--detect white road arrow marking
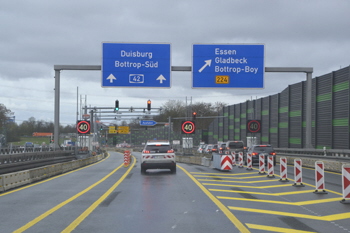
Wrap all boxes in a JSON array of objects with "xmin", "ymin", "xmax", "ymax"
[
  {"xmin": 107, "ymin": 74, "xmax": 116, "ymax": 83},
  {"xmin": 198, "ymin": 59, "xmax": 212, "ymax": 73},
  {"xmin": 156, "ymin": 74, "xmax": 166, "ymax": 84}
]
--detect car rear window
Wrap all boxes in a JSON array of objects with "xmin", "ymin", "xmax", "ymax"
[
  {"xmin": 145, "ymin": 145, "xmax": 171, "ymax": 153},
  {"xmin": 228, "ymin": 142, "xmax": 244, "ymax": 149},
  {"xmin": 253, "ymin": 146, "xmax": 273, "ymax": 153}
]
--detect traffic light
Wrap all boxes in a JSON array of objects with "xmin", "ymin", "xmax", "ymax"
[
  {"xmin": 147, "ymin": 100, "xmax": 151, "ymax": 111},
  {"xmin": 115, "ymin": 100, "xmax": 119, "ymax": 111},
  {"xmin": 100, "ymin": 126, "xmax": 103, "ymax": 130},
  {"xmin": 192, "ymin": 112, "xmax": 197, "ymax": 121}
]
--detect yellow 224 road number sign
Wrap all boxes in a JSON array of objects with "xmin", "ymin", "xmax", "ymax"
[{"xmin": 215, "ymin": 75, "xmax": 229, "ymax": 84}]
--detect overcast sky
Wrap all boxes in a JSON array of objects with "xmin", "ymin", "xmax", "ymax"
[{"xmin": 1, "ymin": 0, "xmax": 349, "ymax": 126}]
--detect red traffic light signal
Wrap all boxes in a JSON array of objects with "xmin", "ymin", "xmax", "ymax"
[
  {"xmin": 147, "ymin": 100, "xmax": 151, "ymax": 111},
  {"xmin": 192, "ymin": 112, "xmax": 197, "ymax": 120}
]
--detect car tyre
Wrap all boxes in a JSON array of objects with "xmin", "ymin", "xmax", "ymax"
[{"xmin": 171, "ymin": 166, "xmax": 177, "ymax": 174}]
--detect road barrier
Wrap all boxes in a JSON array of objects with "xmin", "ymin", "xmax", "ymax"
[
  {"xmin": 267, "ymin": 156, "xmax": 275, "ymax": 178},
  {"xmin": 0, "ymin": 152, "xmax": 107, "ymax": 193},
  {"xmin": 259, "ymin": 154, "xmax": 266, "ymax": 174},
  {"xmin": 212, "ymin": 153, "xmax": 233, "ymax": 171},
  {"xmin": 238, "ymin": 152, "xmax": 244, "ymax": 168},
  {"xmin": 341, "ymin": 164, "xmax": 350, "ymax": 204},
  {"xmin": 246, "ymin": 154, "xmax": 253, "ymax": 170},
  {"xmin": 279, "ymin": 157, "xmax": 289, "ymax": 182},
  {"xmin": 314, "ymin": 161, "xmax": 327, "ymax": 194},
  {"xmin": 231, "ymin": 152, "xmax": 236, "ymax": 166},
  {"xmin": 293, "ymin": 159, "xmax": 304, "ymax": 187},
  {"xmin": 124, "ymin": 150, "xmax": 131, "ymax": 167}
]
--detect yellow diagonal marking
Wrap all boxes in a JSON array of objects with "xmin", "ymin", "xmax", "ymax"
[
  {"xmin": 191, "ymin": 172, "xmax": 256, "ymax": 176},
  {"xmin": 203, "ymin": 183, "xmax": 291, "ymax": 189},
  {"xmin": 178, "ymin": 165, "xmax": 250, "ymax": 233},
  {"xmin": 246, "ymin": 223, "xmax": 317, "ymax": 233},
  {"xmin": 198, "ymin": 179, "xmax": 278, "ymax": 183},
  {"xmin": 229, "ymin": 206, "xmax": 350, "ymax": 221},
  {"xmin": 194, "ymin": 175, "xmax": 265, "ymax": 179},
  {"xmin": 217, "ymin": 196, "xmax": 343, "ymax": 205},
  {"xmin": 209, "ymin": 189, "xmax": 314, "ymax": 196}
]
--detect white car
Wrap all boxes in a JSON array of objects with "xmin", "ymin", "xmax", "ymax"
[{"xmin": 141, "ymin": 140, "xmax": 176, "ymax": 173}]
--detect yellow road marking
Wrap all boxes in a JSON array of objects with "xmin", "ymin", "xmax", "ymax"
[
  {"xmin": 61, "ymin": 156, "xmax": 136, "ymax": 233},
  {"xmin": 303, "ymin": 183, "xmax": 343, "ymax": 196},
  {"xmin": 198, "ymin": 179, "xmax": 279, "ymax": 183},
  {"xmin": 229, "ymin": 206, "xmax": 350, "ymax": 221},
  {"xmin": 210, "ymin": 189, "xmax": 319, "ymax": 196},
  {"xmin": 246, "ymin": 223, "xmax": 317, "ymax": 233},
  {"xmin": 217, "ymin": 196, "xmax": 343, "ymax": 205},
  {"xmin": 203, "ymin": 183, "xmax": 292, "ymax": 189},
  {"xmin": 178, "ymin": 165, "xmax": 250, "ymax": 233},
  {"xmin": 12, "ymin": 155, "xmax": 125, "ymax": 233},
  {"xmin": 194, "ymin": 175, "xmax": 267, "ymax": 179},
  {"xmin": 0, "ymin": 153, "xmax": 110, "ymax": 197},
  {"xmin": 191, "ymin": 172, "xmax": 258, "ymax": 176}
]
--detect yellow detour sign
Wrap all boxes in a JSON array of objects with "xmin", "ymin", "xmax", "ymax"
[
  {"xmin": 117, "ymin": 126, "xmax": 130, "ymax": 134},
  {"xmin": 109, "ymin": 126, "xmax": 117, "ymax": 134}
]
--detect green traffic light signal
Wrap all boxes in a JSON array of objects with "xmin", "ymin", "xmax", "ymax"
[{"xmin": 115, "ymin": 100, "xmax": 119, "ymax": 111}]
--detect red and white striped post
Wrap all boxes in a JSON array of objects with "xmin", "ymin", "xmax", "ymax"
[
  {"xmin": 238, "ymin": 152, "xmax": 244, "ymax": 168},
  {"xmin": 279, "ymin": 157, "xmax": 289, "ymax": 182},
  {"xmin": 340, "ymin": 164, "xmax": 350, "ymax": 204},
  {"xmin": 314, "ymin": 161, "xmax": 327, "ymax": 194},
  {"xmin": 267, "ymin": 155, "xmax": 275, "ymax": 178},
  {"xmin": 124, "ymin": 150, "xmax": 130, "ymax": 167},
  {"xmin": 259, "ymin": 154, "xmax": 266, "ymax": 174},
  {"xmin": 231, "ymin": 152, "xmax": 236, "ymax": 166},
  {"xmin": 246, "ymin": 153, "xmax": 253, "ymax": 170},
  {"xmin": 293, "ymin": 159, "xmax": 304, "ymax": 187}
]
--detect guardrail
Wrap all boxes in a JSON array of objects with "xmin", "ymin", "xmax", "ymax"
[
  {"xmin": 0, "ymin": 151, "xmax": 74, "ymax": 165},
  {"xmin": 0, "ymin": 146, "xmax": 76, "ymax": 155},
  {"xmin": 275, "ymin": 148, "xmax": 350, "ymax": 158},
  {"xmin": 0, "ymin": 151, "xmax": 108, "ymax": 192}
]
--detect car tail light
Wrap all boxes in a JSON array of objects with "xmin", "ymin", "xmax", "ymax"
[
  {"xmin": 143, "ymin": 150, "xmax": 150, "ymax": 154},
  {"xmin": 167, "ymin": 149, "xmax": 174, "ymax": 153},
  {"xmin": 270, "ymin": 152, "xmax": 276, "ymax": 156},
  {"xmin": 252, "ymin": 152, "xmax": 259, "ymax": 156}
]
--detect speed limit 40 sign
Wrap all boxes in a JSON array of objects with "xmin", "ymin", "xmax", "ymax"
[
  {"xmin": 247, "ymin": 120, "xmax": 261, "ymax": 133},
  {"xmin": 181, "ymin": 121, "xmax": 195, "ymax": 134},
  {"xmin": 77, "ymin": 120, "xmax": 91, "ymax": 134}
]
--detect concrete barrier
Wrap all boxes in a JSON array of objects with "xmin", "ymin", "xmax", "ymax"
[
  {"xmin": 3, "ymin": 171, "xmax": 31, "ymax": 191},
  {"xmin": 0, "ymin": 152, "xmax": 107, "ymax": 193}
]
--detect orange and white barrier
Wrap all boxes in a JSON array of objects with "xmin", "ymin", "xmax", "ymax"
[
  {"xmin": 279, "ymin": 157, "xmax": 288, "ymax": 182},
  {"xmin": 267, "ymin": 155, "xmax": 275, "ymax": 178},
  {"xmin": 314, "ymin": 161, "xmax": 327, "ymax": 194},
  {"xmin": 341, "ymin": 164, "xmax": 350, "ymax": 203},
  {"xmin": 293, "ymin": 159, "xmax": 304, "ymax": 187},
  {"xmin": 259, "ymin": 154, "xmax": 266, "ymax": 174},
  {"xmin": 238, "ymin": 152, "xmax": 244, "ymax": 168},
  {"xmin": 246, "ymin": 154, "xmax": 252, "ymax": 170},
  {"xmin": 124, "ymin": 150, "xmax": 131, "ymax": 167}
]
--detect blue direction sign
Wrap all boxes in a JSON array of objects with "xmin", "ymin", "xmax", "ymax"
[
  {"xmin": 102, "ymin": 42, "xmax": 171, "ymax": 88},
  {"xmin": 140, "ymin": 120, "xmax": 157, "ymax": 126},
  {"xmin": 192, "ymin": 44, "xmax": 264, "ymax": 88}
]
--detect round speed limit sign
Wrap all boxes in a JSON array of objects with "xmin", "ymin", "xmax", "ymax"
[
  {"xmin": 181, "ymin": 121, "xmax": 195, "ymax": 134},
  {"xmin": 77, "ymin": 120, "xmax": 91, "ymax": 134}
]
